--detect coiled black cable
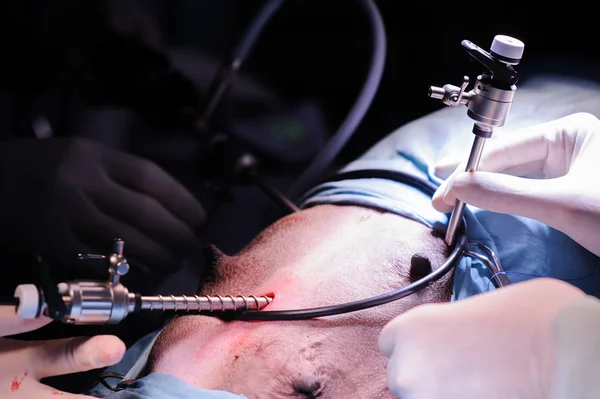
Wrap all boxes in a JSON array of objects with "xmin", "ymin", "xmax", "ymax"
[
  {"xmin": 286, "ymin": 0, "xmax": 387, "ymax": 199},
  {"xmin": 206, "ymin": 170, "xmax": 467, "ymax": 321},
  {"xmin": 200, "ymin": 0, "xmax": 387, "ymax": 201},
  {"xmin": 230, "ymin": 233, "xmax": 466, "ymax": 321}
]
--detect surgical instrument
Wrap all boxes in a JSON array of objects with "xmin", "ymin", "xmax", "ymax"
[
  {"xmin": 428, "ymin": 35, "xmax": 525, "ymax": 246},
  {"xmin": 10, "ymin": 239, "xmax": 272, "ymax": 325},
  {"xmin": 465, "ymin": 242, "xmax": 511, "ymax": 288}
]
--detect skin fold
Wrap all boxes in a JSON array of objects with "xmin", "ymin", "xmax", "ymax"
[{"xmin": 147, "ymin": 204, "xmax": 451, "ymax": 398}]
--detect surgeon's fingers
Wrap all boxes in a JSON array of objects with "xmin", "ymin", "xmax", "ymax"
[
  {"xmin": 435, "ymin": 153, "xmax": 551, "ymax": 182},
  {"xmin": 379, "ymin": 315, "xmax": 403, "ymax": 358},
  {"xmin": 434, "ymin": 152, "xmax": 469, "ymax": 180},
  {"xmin": 434, "ymin": 133, "xmax": 548, "ymax": 181},
  {"xmin": 105, "ymin": 152, "xmax": 206, "ymax": 228},
  {"xmin": 31, "ymin": 335, "xmax": 125, "ymax": 379},
  {"xmin": 431, "ymin": 171, "xmax": 570, "ymax": 227},
  {"xmin": 379, "ymin": 303, "xmax": 436, "ymax": 358},
  {"xmin": 435, "ymin": 113, "xmax": 596, "ymax": 181},
  {"xmin": 92, "ymin": 180, "xmax": 203, "ymax": 257},
  {"xmin": 0, "ymin": 306, "xmax": 52, "ymax": 338}
]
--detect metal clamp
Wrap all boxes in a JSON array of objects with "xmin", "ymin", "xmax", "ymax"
[{"xmin": 428, "ymin": 76, "xmax": 472, "ymax": 107}]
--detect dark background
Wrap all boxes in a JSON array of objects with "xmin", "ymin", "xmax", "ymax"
[
  {"xmin": 2, "ymin": 0, "xmax": 600, "ymax": 163},
  {"xmin": 148, "ymin": 0, "xmax": 600, "ymax": 162}
]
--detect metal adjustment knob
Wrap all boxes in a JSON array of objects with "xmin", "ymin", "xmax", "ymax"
[
  {"xmin": 77, "ymin": 238, "xmax": 130, "ymax": 285},
  {"xmin": 109, "ymin": 239, "xmax": 129, "ymax": 285},
  {"xmin": 428, "ymin": 76, "xmax": 472, "ymax": 107}
]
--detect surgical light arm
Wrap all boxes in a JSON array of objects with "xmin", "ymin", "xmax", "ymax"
[
  {"xmin": 428, "ymin": 35, "xmax": 525, "ymax": 246},
  {"xmin": 11, "ymin": 239, "xmax": 272, "ymax": 325}
]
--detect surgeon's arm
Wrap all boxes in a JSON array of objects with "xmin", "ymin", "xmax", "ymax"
[{"xmin": 551, "ymin": 295, "xmax": 600, "ymax": 399}]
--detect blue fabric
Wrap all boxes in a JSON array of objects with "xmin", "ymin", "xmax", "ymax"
[
  {"xmin": 94, "ymin": 374, "xmax": 246, "ymax": 399},
  {"xmin": 87, "ymin": 75, "xmax": 600, "ymax": 398},
  {"xmin": 87, "ymin": 329, "xmax": 247, "ymax": 399}
]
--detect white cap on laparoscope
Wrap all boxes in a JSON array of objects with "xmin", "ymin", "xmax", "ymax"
[
  {"xmin": 14, "ymin": 284, "xmax": 41, "ymax": 319},
  {"xmin": 490, "ymin": 35, "xmax": 525, "ymax": 63}
]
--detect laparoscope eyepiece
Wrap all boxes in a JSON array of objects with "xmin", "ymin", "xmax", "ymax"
[
  {"xmin": 460, "ymin": 35, "xmax": 524, "ymax": 88},
  {"xmin": 489, "ymin": 35, "xmax": 525, "ymax": 65}
]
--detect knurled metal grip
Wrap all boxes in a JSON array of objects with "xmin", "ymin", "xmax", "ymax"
[
  {"xmin": 58, "ymin": 281, "xmax": 132, "ymax": 324},
  {"xmin": 56, "ymin": 238, "xmax": 133, "ymax": 324}
]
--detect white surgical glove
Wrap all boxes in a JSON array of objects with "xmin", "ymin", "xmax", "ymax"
[
  {"xmin": 0, "ymin": 306, "xmax": 126, "ymax": 398},
  {"xmin": 0, "ymin": 137, "xmax": 205, "ymax": 275},
  {"xmin": 379, "ymin": 278, "xmax": 586, "ymax": 399},
  {"xmin": 432, "ymin": 112, "xmax": 600, "ymax": 257}
]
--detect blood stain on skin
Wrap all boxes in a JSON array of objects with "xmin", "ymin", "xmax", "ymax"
[
  {"xmin": 234, "ymin": 355, "xmax": 240, "ymax": 360},
  {"xmin": 11, "ymin": 371, "xmax": 28, "ymax": 391},
  {"xmin": 51, "ymin": 391, "xmax": 64, "ymax": 396}
]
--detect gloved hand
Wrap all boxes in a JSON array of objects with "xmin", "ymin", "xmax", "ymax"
[
  {"xmin": 0, "ymin": 137, "xmax": 205, "ymax": 275},
  {"xmin": 0, "ymin": 306, "xmax": 125, "ymax": 398},
  {"xmin": 379, "ymin": 278, "xmax": 586, "ymax": 399},
  {"xmin": 432, "ymin": 112, "xmax": 600, "ymax": 257}
]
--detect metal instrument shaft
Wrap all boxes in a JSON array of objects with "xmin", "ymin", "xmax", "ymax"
[
  {"xmin": 444, "ymin": 133, "xmax": 488, "ymax": 246},
  {"xmin": 136, "ymin": 294, "xmax": 273, "ymax": 312}
]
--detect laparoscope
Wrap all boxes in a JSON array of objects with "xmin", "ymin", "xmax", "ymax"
[
  {"xmin": 428, "ymin": 35, "xmax": 525, "ymax": 247},
  {"xmin": 3, "ymin": 11, "xmax": 521, "ymax": 324},
  {"xmin": 11, "ymin": 239, "xmax": 273, "ymax": 324}
]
